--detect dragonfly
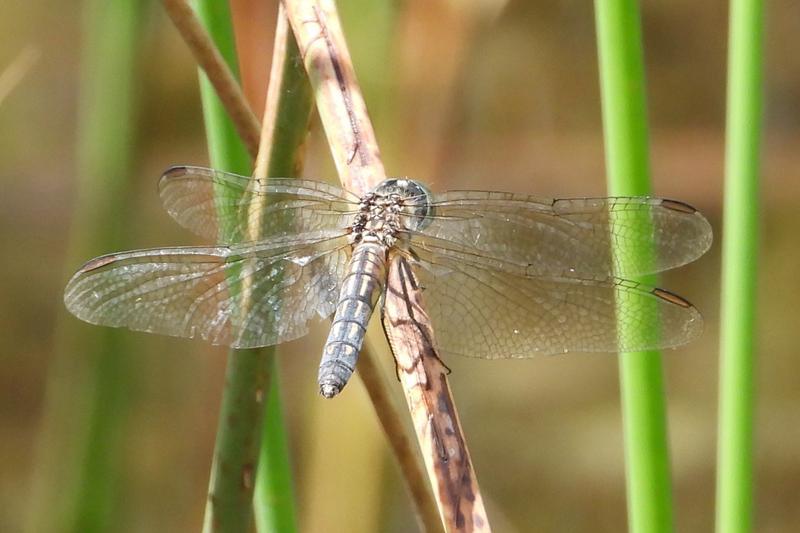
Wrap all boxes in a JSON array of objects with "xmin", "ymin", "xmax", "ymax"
[{"xmin": 64, "ymin": 166, "xmax": 712, "ymax": 398}]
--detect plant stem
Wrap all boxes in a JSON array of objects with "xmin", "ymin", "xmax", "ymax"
[
  {"xmin": 383, "ymin": 255, "xmax": 490, "ymax": 532},
  {"xmin": 255, "ymin": 375, "xmax": 297, "ymax": 532},
  {"xmin": 162, "ymin": 0, "xmax": 261, "ymax": 158},
  {"xmin": 193, "ymin": 3, "xmax": 260, "ymax": 531},
  {"xmin": 193, "ymin": 0, "xmax": 251, "ymax": 176},
  {"xmin": 594, "ymin": 1, "xmax": 674, "ymax": 531},
  {"xmin": 715, "ymin": 0, "xmax": 763, "ymax": 531},
  {"xmin": 250, "ymin": 9, "xmax": 310, "ymax": 533},
  {"xmin": 282, "ymin": 0, "xmax": 384, "ymax": 195},
  {"xmin": 190, "ymin": 2, "xmax": 298, "ymax": 532}
]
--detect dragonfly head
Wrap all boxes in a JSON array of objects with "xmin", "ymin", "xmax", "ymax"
[{"xmin": 371, "ymin": 178, "xmax": 434, "ymax": 233}]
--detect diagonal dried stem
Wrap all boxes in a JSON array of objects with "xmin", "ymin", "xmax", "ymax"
[
  {"xmin": 282, "ymin": 0, "xmax": 383, "ymax": 195},
  {"xmin": 383, "ymin": 256, "xmax": 490, "ymax": 532},
  {"xmin": 283, "ymin": 1, "xmax": 490, "ymax": 531},
  {"xmin": 162, "ymin": 0, "xmax": 261, "ymax": 158}
]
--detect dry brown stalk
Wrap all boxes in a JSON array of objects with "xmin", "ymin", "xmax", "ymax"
[
  {"xmin": 383, "ymin": 255, "xmax": 491, "ymax": 532},
  {"xmin": 283, "ymin": 1, "xmax": 490, "ymax": 531},
  {"xmin": 282, "ymin": 0, "xmax": 382, "ymax": 196},
  {"xmin": 252, "ymin": 6, "xmax": 294, "ymax": 180},
  {"xmin": 162, "ymin": 0, "xmax": 261, "ymax": 158}
]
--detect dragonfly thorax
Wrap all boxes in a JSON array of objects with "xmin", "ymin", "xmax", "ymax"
[{"xmin": 349, "ymin": 179, "xmax": 433, "ymax": 247}]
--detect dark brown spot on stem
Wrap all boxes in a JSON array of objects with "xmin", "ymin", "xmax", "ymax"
[{"xmin": 242, "ymin": 463, "xmax": 254, "ymax": 490}]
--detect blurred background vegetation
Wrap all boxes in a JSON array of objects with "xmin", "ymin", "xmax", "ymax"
[{"xmin": 2, "ymin": 0, "xmax": 798, "ymax": 531}]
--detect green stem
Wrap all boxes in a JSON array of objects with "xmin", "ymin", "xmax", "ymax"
[
  {"xmin": 192, "ymin": 3, "xmax": 262, "ymax": 533},
  {"xmin": 594, "ymin": 1, "xmax": 674, "ymax": 531},
  {"xmin": 251, "ymin": 19, "xmax": 311, "ymax": 533},
  {"xmin": 193, "ymin": 1, "xmax": 264, "ymax": 530},
  {"xmin": 193, "ymin": 2, "xmax": 302, "ymax": 531},
  {"xmin": 193, "ymin": 0, "xmax": 251, "ymax": 177},
  {"xmin": 715, "ymin": 0, "xmax": 762, "ymax": 531},
  {"xmin": 254, "ymin": 374, "xmax": 297, "ymax": 532},
  {"xmin": 26, "ymin": 2, "xmax": 142, "ymax": 532}
]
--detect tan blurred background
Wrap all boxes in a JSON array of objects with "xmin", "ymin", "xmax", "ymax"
[{"xmin": 2, "ymin": 0, "xmax": 799, "ymax": 531}]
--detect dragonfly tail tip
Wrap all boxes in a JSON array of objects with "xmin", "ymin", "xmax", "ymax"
[{"xmin": 319, "ymin": 382, "xmax": 341, "ymax": 399}]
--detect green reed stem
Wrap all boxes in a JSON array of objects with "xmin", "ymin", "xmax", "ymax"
[
  {"xmin": 25, "ymin": 2, "xmax": 142, "ymax": 532},
  {"xmin": 192, "ymin": 2, "xmax": 298, "ymax": 532},
  {"xmin": 194, "ymin": 3, "xmax": 262, "ymax": 530},
  {"xmin": 715, "ymin": 0, "xmax": 762, "ymax": 531},
  {"xmin": 193, "ymin": 1, "xmax": 251, "ymax": 177},
  {"xmin": 255, "ymin": 376, "xmax": 297, "ymax": 532},
  {"xmin": 251, "ymin": 18, "xmax": 311, "ymax": 533},
  {"xmin": 194, "ymin": 16, "xmax": 260, "ymax": 533},
  {"xmin": 594, "ymin": 1, "xmax": 674, "ymax": 531}
]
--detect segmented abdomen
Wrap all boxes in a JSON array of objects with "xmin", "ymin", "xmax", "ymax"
[{"xmin": 318, "ymin": 242, "xmax": 387, "ymax": 398}]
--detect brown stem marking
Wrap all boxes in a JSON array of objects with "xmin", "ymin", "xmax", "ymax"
[
  {"xmin": 382, "ymin": 254, "xmax": 491, "ymax": 532},
  {"xmin": 162, "ymin": 0, "xmax": 261, "ymax": 158}
]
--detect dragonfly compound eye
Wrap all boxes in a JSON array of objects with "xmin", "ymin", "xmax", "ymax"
[{"xmin": 372, "ymin": 178, "xmax": 434, "ymax": 232}]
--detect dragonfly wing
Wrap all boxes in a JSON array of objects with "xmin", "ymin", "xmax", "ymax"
[
  {"xmin": 159, "ymin": 166, "xmax": 359, "ymax": 243},
  {"xmin": 407, "ymin": 240, "xmax": 703, "ymax": 359},
  {"xmin": 416, "ymin": 192, "xmax": 712, "ymax": 277},
  {"xmin": 64, "ymin": 231, "xmax": 352, "ymax": 348}
]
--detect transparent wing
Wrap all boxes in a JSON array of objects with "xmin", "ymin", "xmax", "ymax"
[
  {"xmin": 409, "ymin": 241, "xmax": 703, "ymax": 359},
  {"xmin": 64, "ymin": 231, "xmax": 351, "ymax": 348},
  {"xmin": 159, "ymin": 166, "xmax": 360, "ymax": 243},
  {"xmin": 413, "ymin": 192, "xmax": 712, "ymax": 277}
]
